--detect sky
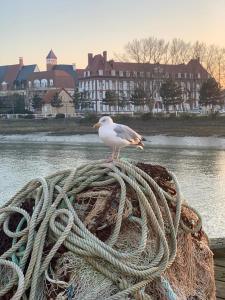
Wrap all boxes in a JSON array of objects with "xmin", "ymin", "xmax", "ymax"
[{"xmin": 1, "ymin": 0, "xmax": 225, "ymax": 70}]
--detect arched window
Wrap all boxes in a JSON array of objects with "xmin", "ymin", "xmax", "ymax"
[
  {"xmin": 41, "ymin": 79, "xmax": 48, "ymax": 88},
  {"xmin": 33, "ymin": 79, "xmax": 40, "ymax": 88}
]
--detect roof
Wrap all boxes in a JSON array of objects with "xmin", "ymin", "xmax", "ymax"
[
  {"xmin": 46, "ymin": 49, "xmax": 57, "ymax": 59},
  {"xmin": 0, "ymin": 64, "xmax": 21, "ymax": 88},
  {"xmin": 42, "ymin": 88, "xmax": 73, "ymax": 104},
  {"xmin": 85, "ymin": 53, "xmax": 209, "ymax": 78},
  {"xmin": 16, "ymin": 65, "xmax": 38, "ymax": 81},
  {"xmin": 53, "ymin": 65, "xmax": 76, "ymax": 79},
  {"xmin": 28, "ymin": 70, "xmax": 75, "ymax": 88}
]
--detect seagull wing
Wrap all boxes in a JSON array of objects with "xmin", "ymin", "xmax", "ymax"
[{"xmin": 113, "ymin": 124, "xmax": 145, "ymax": 147}]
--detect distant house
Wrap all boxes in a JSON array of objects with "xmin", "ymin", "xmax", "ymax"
[
  {"xmin": 41, "ymin": 88, "xmax": 75, "ymax": 116},
  {"xmin": 0, "ymin": 57, "xmax": 39, "ymax": 92}
]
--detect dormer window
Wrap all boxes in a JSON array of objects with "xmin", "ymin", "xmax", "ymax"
[{"xmin": 1, "ymin": 81, "xmax": 7, "ymax": 91}]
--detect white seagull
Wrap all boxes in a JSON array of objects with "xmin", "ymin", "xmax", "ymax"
[{"xmin": 93, "ymin": 116, "xmax": 145, "ymax": 159}]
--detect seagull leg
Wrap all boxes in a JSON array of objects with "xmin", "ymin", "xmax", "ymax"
[
  {"xmin": 113, "ymin": 146, "xmax": 119, "ymax": 160},
  {"xmin": 105, "ymin": 146, "xmax": 115, "ymax": 162},
  {"xmin": 115, "ymin": 147, "xmax": 121, "ymax": 159}
]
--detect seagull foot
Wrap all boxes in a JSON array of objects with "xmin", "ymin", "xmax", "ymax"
[{"xmin": 105, "ymin": 156, "xmax": 114, "ymax": 163}]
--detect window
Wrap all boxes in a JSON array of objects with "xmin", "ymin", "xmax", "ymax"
[
  {"xmin": 98, "ymin": 70, "xmax": 103, "ymax": 76},
  {"xmin": 33, "ymin": 79, "xmax": 40, "ymax": 88},
  {"xmin": 111, "ymin": 70, "xmax": 116, "ymax": 76},
  {"xmin": 178, "ymin": 73, "xmax": 181, "ymax": 78},
  {"xmin": 126, "ymin": 71, "xmax": 130, "ymax": 77},
  {"xmin": 197, "ymin": 73, "xmax": 201, "ymax": 79},
  {"xmin": 49, "ymin": 79, "xmax": 53, "ymax": 86},
  {"xmin": 119, "ymin": 70, "xmax": 123, "ymax": 77}
]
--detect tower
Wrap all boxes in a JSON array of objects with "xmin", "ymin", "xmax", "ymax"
[{"xmin": 46, "ymin": 49, "xmax": 57, "ymax": 71}]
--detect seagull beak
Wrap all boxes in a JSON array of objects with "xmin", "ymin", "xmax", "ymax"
[{"xmin": 93, "ymin": 122, "xmax": 101, "ymax": 129}]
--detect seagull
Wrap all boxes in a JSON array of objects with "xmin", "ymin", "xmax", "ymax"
[{"xmin": 93, "ymin": 116, "xmax": 146, "ymax": 159}]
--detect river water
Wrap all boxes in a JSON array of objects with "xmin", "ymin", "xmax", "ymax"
[{"xmin": 0, "ymin": 134, "xmax": 225, "ymax": 238}]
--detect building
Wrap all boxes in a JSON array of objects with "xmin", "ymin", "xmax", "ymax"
[
  {"xmin": 0, "ymin": 57, "xmax": 39, "ymax": 94},
  {"xmin": 0, "ymin": 50, "xmax": 82, "ymax": 97},
  {"xmin": 41, "ymin": 88, "xmax": 75, "ymax": 116},
  {"xmin": 78, "ymin": 51, "xmax": 210, "ymax": 113},
  {"xmin": 27, "ymin": 50, "xmax": 79, "ymax": 93}
]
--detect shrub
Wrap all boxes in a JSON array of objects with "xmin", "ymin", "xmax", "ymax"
[
  {"xmin": 178, "ymin": 113, "xmax": 195, "ymax": 120},
  {"xmin": 113, "ymin": 114, "xmax": 133, "ymax": 123},
  {"xmin": 55, "ymin": 113, "xmax": 65, "ymax": 119},
  {"xmin": 81, "ymin": 113, "xmax": 98, "ymax": 123},
  {"xmin": 24, "ymin": 114, "xmax": 35, "ymax": 119},
  {"xmin": 140, "ymin": 112, "xmax": 154, "ymax": 121}
]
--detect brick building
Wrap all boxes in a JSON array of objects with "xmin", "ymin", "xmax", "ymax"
[{"xmin": 78, "ymin": 51, "xmax": 210, "ymax": 113}]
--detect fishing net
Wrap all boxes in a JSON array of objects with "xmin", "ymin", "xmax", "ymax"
[{"xmin": 0, "ymin": 160, "xmax": 216, "ymax": 299}]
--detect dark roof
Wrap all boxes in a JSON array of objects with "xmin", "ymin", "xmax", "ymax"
[
  {"xmin": 46, "ymin": 50, "xmax": 57, "ymax": 59},
  {"xmin": 85, "ymin": 53, "xmax": 209, "ymax": 78},
  {"xmin": 0, "ymin": 64, "xmax": 21, "ymax": 88},
  {"xmin": 16, "ymin": 65, "xmax": 38, "ymax": 81},
  {"xmin": 53, "ymin": 65, "xmax": 76, "ymax": 79},
  {"xmin": 28, "ymin": 70, "xmax": 75, "ymax": 88},
  {"xmin": 0, "ymin": 66, "xmax": 7, "ymax": 82}
]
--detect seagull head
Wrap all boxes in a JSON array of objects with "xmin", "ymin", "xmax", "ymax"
[{"xmin": 93, "ymin": 116, "xmax": 113, "ymax": 128}]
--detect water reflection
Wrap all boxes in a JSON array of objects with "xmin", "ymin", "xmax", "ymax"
[{"xmin": 0, "ymin": 141, "xmax": 225, "ymax": 238}]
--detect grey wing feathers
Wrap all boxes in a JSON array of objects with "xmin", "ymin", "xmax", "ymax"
[{"xmin": 114, "ymin": 124, "xmax": 144, "ymax": 145}]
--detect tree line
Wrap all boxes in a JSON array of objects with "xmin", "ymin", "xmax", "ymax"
[
  {"xmin": 115, "ymin": 37, "xmax": 225, "ymax": 87},
  {"xmin": 0, "ymin": 77, "xmax": 223, "ymax": 114},
  {"xmin": 0, "ymin": 92, "xmax": 63, "ymax": 114}
]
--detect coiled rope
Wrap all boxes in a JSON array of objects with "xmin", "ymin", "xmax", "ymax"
[{"xmin": 0, "ymin": 159, "xmax": 202, "ymax": 299}]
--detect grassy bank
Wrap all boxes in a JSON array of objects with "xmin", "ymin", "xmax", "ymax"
[{"xmin": 0, "ymin": 116, "xmax": 225, "ymax": 137}]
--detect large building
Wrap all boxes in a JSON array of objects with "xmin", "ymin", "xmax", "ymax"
[
  {"xmin": 78, "ymin": 51, "xmax": 210, "ymax": 112},
  {"xmin": 27, "ymin": 50, "xmax": 79, "ymax": 92},
  {"xmin": 0, "ymin": 50, "xmax": 82, "ymax": 94},
  {"xmin": 0, "ymin": 50, "xmax": 83, "ymax": 112},
  {"xmin": 0, "ymin": 57, "xmax": 39, "ymax": 93}
]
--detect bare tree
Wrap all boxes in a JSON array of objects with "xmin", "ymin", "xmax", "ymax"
[
  {"xmin": 115, "ymin": 37, "xmax": 225, "ymax": 87},
  {"xmin": 169, "ymin": 38, "xmax": 192, "ymax": 64},
  {"xmin": 191, "ymin": 41, "xmax": 207, "ymax": 63}
]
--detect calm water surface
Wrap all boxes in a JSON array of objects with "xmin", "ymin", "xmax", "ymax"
[{"xmin": 0, "ymin": 135, "xmax": 225, "ymax": 238}]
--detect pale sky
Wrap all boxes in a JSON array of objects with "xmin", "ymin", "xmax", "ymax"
[{"xmin": 1, "ymin": 0, "xmax": 225, "ymax": 70}]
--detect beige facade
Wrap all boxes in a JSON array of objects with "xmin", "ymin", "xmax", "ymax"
[{"xmin": 42, "ymin": 89, "xmax": 75, "ymax": 116}]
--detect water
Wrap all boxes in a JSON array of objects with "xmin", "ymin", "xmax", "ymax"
[{"xmin": 0, "ymin": 134, "xmax": 225, "ymax": 238}]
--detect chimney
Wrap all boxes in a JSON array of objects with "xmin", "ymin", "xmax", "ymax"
[
  {"xmin": 72, "ymin": 63, "xmax": 76, "ymax": 71},
  {"xmin": 103, "ymin": 51, "xmax": 107, "ymax": 62},
  {"xmin": 88, "ymin": 53, "xmax": 93, "ymax": 66},
  {"xmin": 19, "ymin": 57, "xmax": 23, "ymax": 67}
]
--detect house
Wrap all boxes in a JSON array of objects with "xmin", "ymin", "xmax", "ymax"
[
  {"xmin": 0, "ymin": 57, "xmax": 39, "ymax": 93},
  {"xmin": 41, "ymin": 88, "xmax": 75, "ymax": 116},
  {"xmin": 27, "ymin": 50, "xmax": 78, "ymax": 92},
  {"xmin": 78, "ymin": 51, "xmax": 210, "ymax": 112}
]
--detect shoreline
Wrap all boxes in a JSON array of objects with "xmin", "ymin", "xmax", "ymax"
[{"xmin": 1, "ymin": 117, "xmax": 225, "ymax": 137}]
